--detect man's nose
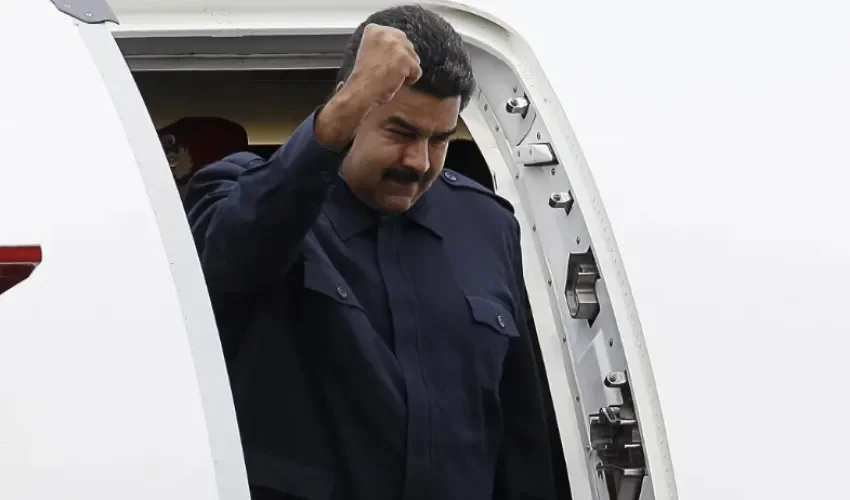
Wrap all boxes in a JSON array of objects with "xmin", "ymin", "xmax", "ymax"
[{"xmin": 403, "ymin": 139, "xmax": 430, "ymax": 173}]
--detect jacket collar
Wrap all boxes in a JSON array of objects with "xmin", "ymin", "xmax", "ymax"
[{"xmin": 325, "ymin": 178, "xmax": 443, "ymax": 241}]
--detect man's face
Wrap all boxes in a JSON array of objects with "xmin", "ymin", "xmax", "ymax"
[
  {"xmin": 160, "ymin": 134, "xmax": 194, "ymax": 181},
  {"xmin": 341, "ymin": 86, "xmax": 461, "ymax": 213}
]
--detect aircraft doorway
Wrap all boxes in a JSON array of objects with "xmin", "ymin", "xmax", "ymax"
[
  {"xmin": 133, "ymin": 69, "xmax": 496, "ymax": 194},
  {"xmin": 131, "ymin": 66, "xmax": 569, "ymax": 499}
]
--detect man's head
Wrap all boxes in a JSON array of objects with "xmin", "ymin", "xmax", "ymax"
[
  {"xmin": 336, "ymin": 4, "xmax": 476, "ymax": 213},
  {"xmin": 157, "ymin": 117, "xmax": 249, "ymax": 183}
]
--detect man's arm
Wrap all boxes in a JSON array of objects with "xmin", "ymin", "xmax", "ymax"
[
  {"xmin": 184, "ymin": 109, "xmax": 347, "ymax": 306},
  {"xmin": 185, "ymin": 22, "xmax": 424, "ymax": 305},
  {"xmin": 494, "ymin": 220, "xmax": 558, "ymax": 500}
]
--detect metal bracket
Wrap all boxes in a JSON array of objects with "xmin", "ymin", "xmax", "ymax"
[
  {"xmin": 513, "ymin": 142, "xmax": 558, "ymax": 167},
  {"xmin": 49, "ymin": 0, "xmax": 119, "ymax": 24},
  {"xmin": 549, "ymin": 191, "xmax": 574, "ymax": 214},
  {"xmin": 589, "ymin": 371, "xmax": 647, "ymax": 500},
  {"xmin": 565, "ymin": 249, "xmax": 600, "ymax": 324},
  {"xmin": 467, "ymin": 43, "xmax": 538, "ymax": 146},
  {"xmin": 505, "ymin": 95, "xmax": 530, "ymax": 117},
  {"xmin": 503, "ymin": 84, "xmax": 537, "ymax": 146}
]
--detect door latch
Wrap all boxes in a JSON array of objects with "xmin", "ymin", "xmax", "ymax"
[
  {"xmin": 565, "ymin": 249, "xmax": 600, "ymax": 324},
  {"xmin": 589, "ymin": 371, "xmax": 647, "ymax": 500}
]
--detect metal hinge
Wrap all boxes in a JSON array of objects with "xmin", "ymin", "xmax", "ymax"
[
  {"xmin": 589, "ymin": 371, "xmax": 647, "ymax": 500},
  {"xmin": 49, "ymin": 0, "xmax": 119, "ymax": 24}
]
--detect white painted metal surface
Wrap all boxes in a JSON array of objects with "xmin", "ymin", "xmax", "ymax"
[
  {"xmin": 1, "ymin": 0, "xmax": 847, "ymax": 499},
  {"xmin": 503, "ymin": 4, "xmax": 850, "ymax": 500},
  {"xmin": 466, "ymin": 2, "xmax": 850, "ymax": 499},
  {"xmin": 0, "ymin": 1, "xmax": 245, "ymax": 499}
]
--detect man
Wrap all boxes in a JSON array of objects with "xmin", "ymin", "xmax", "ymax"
[
  {"xmin": 156, "ymin": 116, "xmax": 249, "ymax": 199},
  {"xmin": 186, "ymin": 5, "xmax": 557, "ymax": 500}
]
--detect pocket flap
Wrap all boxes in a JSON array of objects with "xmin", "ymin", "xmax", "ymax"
[
  {"xmin": 303, "ymin": 258, "xmax": 363, "ymax": 310},
  {"xmin": 244, "ymin": 448, "xmax": 334, "ymax": 500},
  {"xmin": 464, "ymin": 293, "xmax": 520, "ymax": 338}
]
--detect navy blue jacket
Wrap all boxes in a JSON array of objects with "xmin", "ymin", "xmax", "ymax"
[{"xmin": 185, "ymin": 110, "xmax": 557, "ymax": 500}]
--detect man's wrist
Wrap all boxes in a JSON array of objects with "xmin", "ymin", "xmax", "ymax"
[{"xmin": 314, "ymin": 92, "xmax": 364, "ymax": 151}]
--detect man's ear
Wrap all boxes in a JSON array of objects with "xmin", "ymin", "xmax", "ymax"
[{"xmin": 334, "ymin": 81, "xmax": 344, "ymax": 94}]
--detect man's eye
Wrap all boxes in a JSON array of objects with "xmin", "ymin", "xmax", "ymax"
[{"xmin": 389, "ymin": 129, "xmax": 413, "ymax": 138}]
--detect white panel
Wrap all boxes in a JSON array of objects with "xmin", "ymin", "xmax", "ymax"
[
  {"xmin": 0, "ymin": 1, "xmax": 235, "ymax": 499},
  {"xmin": 469, "ymin": 2, "xmax": 850, "ymax": 500}
]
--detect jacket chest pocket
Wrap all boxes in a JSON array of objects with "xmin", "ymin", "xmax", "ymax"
[{"xmin": 463, "ymin": 292, "xmax": 520, "ymax": 387}]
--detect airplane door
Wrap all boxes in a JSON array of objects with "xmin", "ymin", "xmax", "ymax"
[
  {"xmin": 450, "ymin": 14, "xmax": 678, "ymax": 499},
  {"xmin": 0, "ymin": 1, "xmax": 247, "ymax": 499}
]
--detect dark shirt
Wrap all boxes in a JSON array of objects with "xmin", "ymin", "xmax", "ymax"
[{"xmin": 185, "ymin": 109, "xmax": 557, "ymax": 500}]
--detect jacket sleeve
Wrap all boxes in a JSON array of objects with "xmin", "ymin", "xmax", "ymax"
[
  {"xmin": 494, "ymin": 219, "xmax": 558, "ymax": 500},
  {"xmin": 184, "ymin": 109, "xmax": 346, "ymax": 304}
]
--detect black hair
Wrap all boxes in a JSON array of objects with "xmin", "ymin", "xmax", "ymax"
[{"xmin": 336, "ymin": 4, "xmax": 476, "ymax": 110}]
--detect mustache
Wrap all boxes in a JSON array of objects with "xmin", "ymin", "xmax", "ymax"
[{"xmin": 381, "ymin": 166, "xmax": 429, "ymax": 185}]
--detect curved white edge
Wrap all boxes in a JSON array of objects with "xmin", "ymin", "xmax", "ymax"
[
  {"xmin": 468, "ymin": 3, "xmax": 850, "ymax": 500},
  {"xmin": 74, "ymin": 19, "xmax": 250, "ymax": 500},
  {"xmin": 461, "ymin": 104, "xmax": 597, "ymax": 500},
  {"xmin": 431, "ymin": 5, "xmax": 679, "ymax": 499},
  {"xmin": 0, "ymin": 1, "xmax": 241, "ymax": 498}
]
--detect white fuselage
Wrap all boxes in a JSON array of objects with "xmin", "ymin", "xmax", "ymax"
[{"xmin": 1, "ymin": 1, "xmax": 848, "ymax": 499}]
